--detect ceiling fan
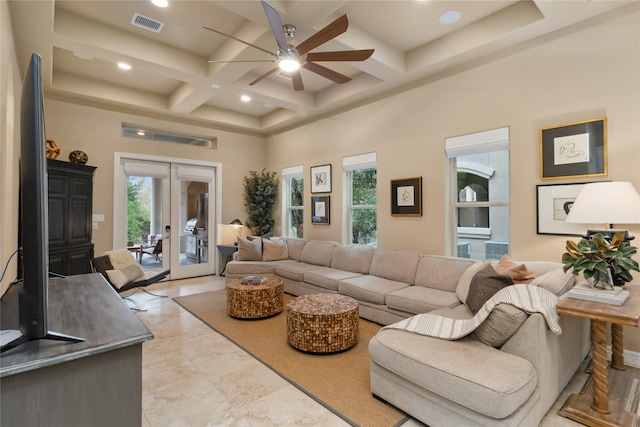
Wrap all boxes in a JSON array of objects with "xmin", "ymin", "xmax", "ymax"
[{"xmin": 203, "ymin": 1, "xmax": 374, "ymax": 91}]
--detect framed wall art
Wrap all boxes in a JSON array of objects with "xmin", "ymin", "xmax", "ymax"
[
  {"xmin": 536, "ymin": 183, "xmax": 602, "ymax": 236},
  {"xmin": 391, "ymin": 177, "xmax": 423, "ymax": 216},
  {"xmin": 310, "ymin": 164, "xmax": 331, "ymax": 193},
  {"xmin": 311, "ymin": 196, "xmax": 330, "ymax": 225},
  {"xmin": 539, "ymin": 117, "xmax": 607, "ymax": 180}
]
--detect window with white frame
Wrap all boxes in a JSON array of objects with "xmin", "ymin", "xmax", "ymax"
[
  {"xmin": 344, "ymin": 153, "xmax": 377, "ymax": 245},
  {"xmin": 282, "ymin": 165, "xmax": 304, "ymax": 238},
  {"xmin": 445, "ymin": 128, "xmax": 510, "ymax": 260}
]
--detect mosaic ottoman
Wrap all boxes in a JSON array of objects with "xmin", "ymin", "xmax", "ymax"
[
  {"xmin": 286, "ymin": 293, "xmax": 359, "ymax": 353},
  {"xmin": 226, "ymin": 277, "xmax": 284, "ymax": 319}
]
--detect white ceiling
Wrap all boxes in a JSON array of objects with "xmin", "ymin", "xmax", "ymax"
[{"xmin": 8, "ymin": 0, "xmax": 633, "ymax": 136}]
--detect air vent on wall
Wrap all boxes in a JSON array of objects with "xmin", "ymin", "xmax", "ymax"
[
  {"xmin": 122, "ymin": 123, "xmax": 217, "ymax": 149},
  {"xmin": 131, "ymin": 13, "xmax": 165, "ymax": 33}
]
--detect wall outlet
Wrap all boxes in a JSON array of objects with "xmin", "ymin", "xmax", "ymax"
[
  {"xmin": 92, "ymin": 214, "xmax": 105, "ymax": 222},
  {"xmin": 92, "ymin": 222, "xmax": 98, "ymax": 230}
]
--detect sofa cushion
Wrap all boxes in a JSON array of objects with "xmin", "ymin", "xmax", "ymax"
[
  {"xmin": 286, "ymin": 238, "xmax": 307, "ymax": 261},
  {"xmin": 299, "ymin": 240, "xmax": 337, "ymax": 267},
  {"xmin": 330, "ymin": 244, "xmax": 375, "ymax": 274},
  {"xmin": 369, "ymin": 250, "xmax": 421, "ymax": 284},
  {"xmin": 466, "ymin": 265, "xmax": 514, "ymax": 314},
  {"xmin": 473, "ymin": 304, "xmax": 529, "ymax": 348},
  {"xmin": 455, "ymin": 261, "xmax": 490, "ymax": 304},
  {"xmin": 237, "ymin": 237, "xmax": 262, "ymax": 261},
  {"xmin": 304, "ymin": 267, "xmax": 363, "ymax": 291},
  {"xmin": 494, "ymin": 255, "xmax": 536, "ymax": 284},
  {"xmin": 262, "ymin": 238, "xmax": 288, "ymax": 261},
  {"xmin": 530, "ymin": 267, "xmax": 575, "ymax": 296},
  {"xmin": 226, "ymin": 260, "xmax": 278, "ymax": 276},
  {"xmin": 369, "ymin": 328, "xmax": 536, "ymax": 419},
  {"xmin": 338, "ymin": 275, "xmax": 409, "ymax": 305},
  {"xmin": 275, "ymin": 260, "xmax": 319, "ymax": 282},
  {"xmin": 385, "ymin": 286, "xmax": 460, "ymax": 314},
  {"xmin": 415, "ymin": 255, "xmax": 478, "ymax": 292},
  {"xmin": 106, "ymin": 263, "xmax": 144, "ymax": 289}
]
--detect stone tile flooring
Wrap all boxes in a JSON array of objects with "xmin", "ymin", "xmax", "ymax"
[{"xmin": 132, "ymin": 275, "xmax": 588, "ymax": 426}]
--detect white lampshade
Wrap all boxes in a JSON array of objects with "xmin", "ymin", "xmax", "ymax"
[{"xmin": 565, "ymin": 181, "xmax": 640, "ymax": 226}]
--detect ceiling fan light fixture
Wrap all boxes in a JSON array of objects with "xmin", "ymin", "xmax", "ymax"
[{"xmin": 279, "ymin": 59, "xmax": 300, "ymax": 72}]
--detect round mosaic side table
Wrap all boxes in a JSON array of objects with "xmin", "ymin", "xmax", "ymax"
[
  {"xmin": 286, "ymin": 293, "xmax": 359, "ymax": 353},
  {"xmin": 226, "ymin": 277, "xmax": 284, "ymax": 319}
]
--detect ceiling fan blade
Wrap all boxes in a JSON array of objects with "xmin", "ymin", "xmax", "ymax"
[
  {"xmin": 203, "ymin": 26, "xmax": 275, "ymax": 56},
  {"xmin": 261, "ymin": 1, "xmax": 289, "ymax": 52},
  {"xmin": 208, "ymin": 60, "xmax": 276, "ymax": 63},
  {"xmin": 303, "ymin": 62, "xmax": 351, "ymax": 84},
  {"xmin": 296, "ymin": 15, "xmax": 348, "ymax": 56},
  {"xmin": 306, "ymin": 49, "xmax": 374, "ymax": 62},
  {"xmin": 249, "ymin": 67, "xmax": 279, "ymax": 86},
  {"xmin": 291, "ymin": 70, "xmax": 304, "ymax": 91}
]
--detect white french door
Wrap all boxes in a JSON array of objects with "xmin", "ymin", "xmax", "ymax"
[{"xmin": 113, "ymin": 153, "xmax": 221, "ymax": 280}]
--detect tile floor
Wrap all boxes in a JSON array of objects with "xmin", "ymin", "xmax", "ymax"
[{"xmin": 131, "ymin": 275, "xmax": 588, "ymax": 427}]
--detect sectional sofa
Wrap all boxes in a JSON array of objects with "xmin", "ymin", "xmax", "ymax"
[{"xmin": 225, "ymin": 237, "xmax": 590, "ymax": 426}]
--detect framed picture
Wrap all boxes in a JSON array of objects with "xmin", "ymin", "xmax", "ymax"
[
  {"xmin": 310, "ymin": 164, "xmax": 331, "ymax": 193},
  {"xmin": 391, "ymin": 177, "xmax": 423, "ymax": 216},
  {"xmin": 311, "ymin": 196, "xmax": 330, "ymax": 224},
  {"xmin": 536, "ymin": 183, "xmax": 602, "ymax": 236},
  {"xmin": 539, "ymin": 117, "xmax": 607, "ymax": 180}
]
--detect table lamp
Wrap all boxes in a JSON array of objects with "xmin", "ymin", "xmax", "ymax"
[
  {"xmin": 565, "ymin": 181, "xmax": 640, "ymax": 241},
  {"xmin": 231, "ymin": 219, "xmax": 243, "ymax": 244}
]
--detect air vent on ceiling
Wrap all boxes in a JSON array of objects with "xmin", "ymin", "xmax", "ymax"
[{"xmin": 131, "ymin": 13, "xmax": 165, "ymax": 33}]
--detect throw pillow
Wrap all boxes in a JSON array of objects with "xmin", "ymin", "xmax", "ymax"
[
  {"xmin": 105, "ymin": 249, "xmax": 137, "ymax": 269},
  {"xmin": 237, "ymin": 236, "xmax": 262, "ymax": 261},
  {"xmin": 530, "ymin": 267, "xmax": 575, "ymax": 296},
  {"xmin": 106, "ymin": 263, "xmax": 145, "ymax": 289},
  {"xmin": 455, "ymin": 261, "xmax": 491, "ymax": 304},
  {"xmin": 262, "ymin": 238, "xmax": 288, "ymax": 261},
  {"xmin": 495, "ymin": 255, "xmax": 536, "ymax": 284},
  {"xmin": 472, "ymin": 303, "xmax": 528, "ymax": 348},
  {"xmin": 466, "ymin": 264, "xmax": 514, "ymax": 314}
]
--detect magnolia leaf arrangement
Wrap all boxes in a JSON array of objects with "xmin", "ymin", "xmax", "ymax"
[
  {"xmin": 562, "ymin": 231, "xmax": 639, "ymax": 287},
  {"xmin": 242, "ymin": 169, "xmax": 278, "ymax": 236}
]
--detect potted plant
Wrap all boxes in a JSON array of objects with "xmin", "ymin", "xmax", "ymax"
[
  {"xmin": 562, "ymin": 231, "xmax": 639, "ymax": 289},
  {"xmin": 242, "ymin": 169, "xmax": 278, "ymax": 236}
]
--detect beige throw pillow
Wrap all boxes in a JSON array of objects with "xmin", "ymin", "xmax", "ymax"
[
  {"xmin": 237, "ymin": 237, "xmax": 262, "ymax": 261},
  {"xmin": 473, "ymin": 304, "xmax": 528, "ymax": 348},
  {"xmin": 530, "ymin": 268, "xmax": 575, "ymax": 296},
  {"xmin": 106, "ymin": 263, "xmax": 145, "ymax": 289},
  {"xmin": 262, "ymin": 238, "xmax": 288, "ymax": 261}
]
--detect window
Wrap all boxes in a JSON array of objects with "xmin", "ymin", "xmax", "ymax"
[
  {"xmin": 344, "ymin": 153, "xmax": 377, "ymax": 245},
  {"xmin": 282, "ymin": 165, "xmax": 304, "ymax": 238},
  {"xmin": 446, "ymin": 128, "xmax": 509, "ymax": 260}
]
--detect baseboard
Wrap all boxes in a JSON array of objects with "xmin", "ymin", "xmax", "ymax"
[{"xmin": 607, "ymin": 347, "xmax": 640, "ymax": 369}]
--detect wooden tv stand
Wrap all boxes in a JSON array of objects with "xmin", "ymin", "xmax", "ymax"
[{"xmin": 1, "ymin": 273, "xmax": 153, "ymax": 427}]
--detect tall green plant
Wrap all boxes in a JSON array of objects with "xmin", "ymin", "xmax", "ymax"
[{"xmin": 243, "ymin": 169, "xmax": 278, "ymax": 236}]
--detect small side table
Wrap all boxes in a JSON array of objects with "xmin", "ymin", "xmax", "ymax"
[
  {"xmin": 557, "ymin": 285, "xmax": 640, "ymax": 427},
  {"xmin": 217, "ymin": 244, "xmax": 237, "ymax": 276}
]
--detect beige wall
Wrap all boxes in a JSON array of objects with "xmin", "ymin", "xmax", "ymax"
[{"xmin": 42, "ymin": 100, "xmax": 266, "ymax": 257}]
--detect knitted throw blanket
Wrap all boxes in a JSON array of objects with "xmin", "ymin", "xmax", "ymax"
[{"xmin": 383, "ymin": 284, "xmax": 562, "ymax": 339}]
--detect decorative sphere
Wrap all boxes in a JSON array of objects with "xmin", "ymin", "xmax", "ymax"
[{"xmin": 69, "ymin": 150, "xmax": 88, "ymax": 164}]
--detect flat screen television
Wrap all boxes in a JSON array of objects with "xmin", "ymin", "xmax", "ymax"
[{"xmin": 0, "ymin": 53, "xmax": 83, "ymax": 353}]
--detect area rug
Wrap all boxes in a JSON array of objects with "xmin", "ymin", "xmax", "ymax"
[{"xmin": 173, "ymin": 290, "xmax": 408, "ymax": 427}]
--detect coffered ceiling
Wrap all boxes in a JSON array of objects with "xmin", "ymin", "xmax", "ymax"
[{"xmin": 8, "ymin": 0, "xmax": 633, "ymax": 136}]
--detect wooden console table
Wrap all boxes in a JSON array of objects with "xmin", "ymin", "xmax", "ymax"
[
  {"xmin": 557, "ymin": 285, "xmax": 640, "ymax": 427},
  {"xmin": 1, "ymin": 273, "xmax": 153, "ymax": 427}
]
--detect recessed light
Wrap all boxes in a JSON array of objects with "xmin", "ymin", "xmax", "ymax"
[
  {"xmin": 151, "ymin": 0, "xmax": 168, "ymax": 7},
  {"xmin": 137, "ymin": 131, "xmax": 146, "ymax": 136},
  {"xmin": 439, "ymin": 10, "xmax": 461, "ymax": 25},
  {"xmin": 241, "ymin": 95, "xmax": 251, "ymax": 102},
  {"xmin": 210, "ymin": 83, "xmax": 221, "ymax": 89},
  {"xmin": 118, "ymin": 62, "xmax": 132, "ymax": 70}
]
